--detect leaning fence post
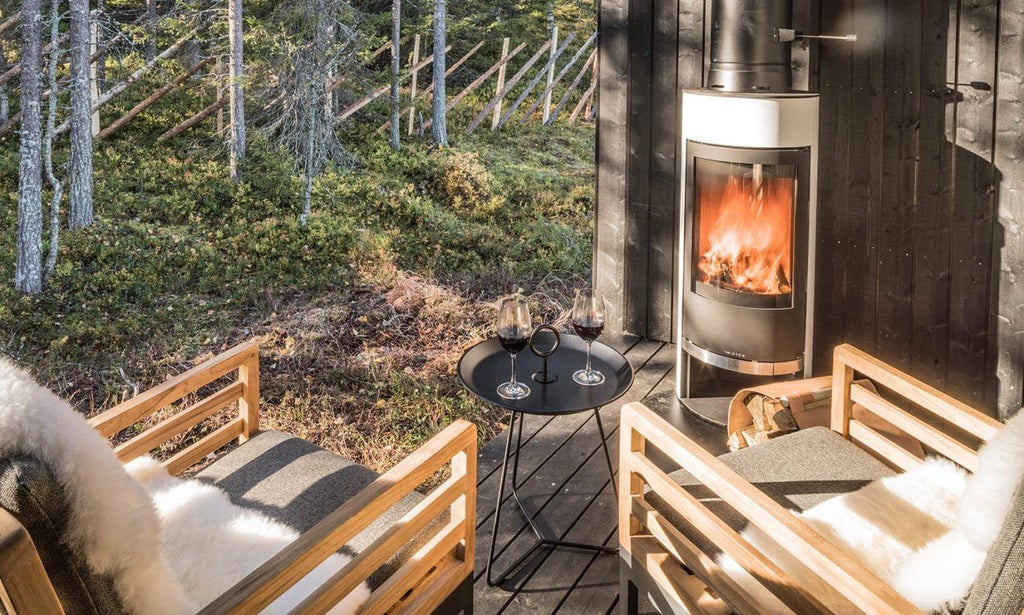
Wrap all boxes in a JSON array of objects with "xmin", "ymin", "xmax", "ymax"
[
  {"xmin": 542, "ymin": 26, "xmax": 557, "ymax": 123},
  {"xmin": 407, "ymin": 33, "xmax": 421, "ymax": 135},
  {"xmin": 491, "ymin": 37, "xmax": 510, "ymax": 129}
]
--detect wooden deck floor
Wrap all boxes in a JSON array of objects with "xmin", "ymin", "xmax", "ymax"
[{"xmin": 470, "ymin": 336, "xmax": 683, "ymax": 614}]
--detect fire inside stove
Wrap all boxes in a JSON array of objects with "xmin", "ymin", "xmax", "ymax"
[{"xmin": 693, "ymin": 158, "xmax": 796, "ymax": 307}]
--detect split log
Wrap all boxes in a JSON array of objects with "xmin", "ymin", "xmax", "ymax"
[
  {"xmin": 494, "ymin": 31, "xmax": 576, "ymax": 129},
  {"xmin": 465, "ymin": 38, "xmax": 552, "ymax": 134},
  {"xmin": 335, "ymin": 45, "xmax": 449, "ymax": 123},
  {"xmin": 53, "ymin": 33, "xmax": 193, "ymax": 136},
  {"xmin": 546, "ymin": 48, "xmax": 596, "ymax": 125},
  {"xmin": 518, "ymin": 32, "xmax": 597, "ymax": 126},
  {"xmin": 157, "ymin": 96, "xmax": 228, "ymax": 141},
  {"xmin": 420, "ymin": 40, "xmax": 527, "ymax": 130},
  {"xmin": 98, "ymin": 57, "xmax": 214, "ymax": 139}
]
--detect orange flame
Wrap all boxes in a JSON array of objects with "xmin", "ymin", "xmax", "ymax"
[{"xmin": 696, "ymin": 174, "xmax": 794, "ymax": 295}]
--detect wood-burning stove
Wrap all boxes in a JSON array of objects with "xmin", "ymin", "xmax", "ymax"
[{"xmin": 675, "ymin": 0, "xmax": 819, "ymax": 399}]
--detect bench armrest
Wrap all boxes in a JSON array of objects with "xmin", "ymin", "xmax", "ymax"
[
  {"xmin": 199, "ymin": 419, "xmax": 477, "ymax": 615},
  {"xmin": 88, "ymin": 341, "xmax": 260, "ymax": 475},
  {"xmin": 619, "ymin": 401, "xmax": 921, "ymax": 615}
]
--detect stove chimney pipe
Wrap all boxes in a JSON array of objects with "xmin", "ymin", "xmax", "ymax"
[{"xmin": 708, "ymin": 0, "xmax": 794, "ymax": 92}]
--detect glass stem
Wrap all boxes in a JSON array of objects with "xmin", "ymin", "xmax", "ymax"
[
  {"xmin": 510, "ymin": 353, "xmax": 518, "ymax": 388},
  {"xmin": 585, "ymin": 341, "xmax": 593, "ymax": 374}
]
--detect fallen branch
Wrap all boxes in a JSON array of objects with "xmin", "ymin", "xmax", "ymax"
[
  {"xmin": 158, "ymin": 95, "xmax": 228, "ymax": 141},
  {"xmin": 99, "ymin": 57, "xmax": 214, "ymax": 139},
  {"xmin": 54, "ymin": 33, "xmax": 193, "ymax": 136},
  {"xmin": 0, "ymin": 11, "xmax": 21, "ymax": 35}
]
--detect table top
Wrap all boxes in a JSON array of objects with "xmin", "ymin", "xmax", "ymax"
[{"xmin": 457, "ymin": 334, "xmax": 634, "ymax": 415}]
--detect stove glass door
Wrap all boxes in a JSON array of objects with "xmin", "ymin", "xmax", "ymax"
[{"xmin": 692, "ymin": 157, "xmax": 797, "ymax": 309}]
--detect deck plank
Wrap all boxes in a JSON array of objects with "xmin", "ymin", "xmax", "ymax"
[{"xmin": 473, "ymin": 341, "xmax": 678, "ymax": 613}]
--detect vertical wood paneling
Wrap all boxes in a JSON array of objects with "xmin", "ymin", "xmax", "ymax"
[
  {"xmin": 594, "ymin": 0, "xmax": 630, "ymax": 334},
  {"xmin": 948, "ymin": 0, "xmax": 998, "ymax": 406},
  {"xmin": 624, "ymin": 0, "xmax": 653, "ymax": 336},
  {"xmin": 911, "ymin": 0, "xmax": 956, "ymax": 388},
  {"xmin": 596, "ymin": 0, "xmax": 1022, "ymax": 417},
  {"xmin": 876, "ymin": 0, "xmax": 921, "ymax": 372},
  {"xmin": 646, "ymin": 0, "xmax": 682, "ymax": 342},
  {"xmin": 992, "ymin": 0, "xmax": 1024, "ymax": 418},
  {"xmin": 812, "ymin": 1, "xmax": 854, "ymax": 374},
  {"xmin": 843, "ymin": 0, "xmax": 885, "ymax": 354}
]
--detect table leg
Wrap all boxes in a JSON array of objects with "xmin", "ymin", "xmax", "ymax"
[
  {"xmin": 486, "ymin": 410, "xmax": 518, "ymax": 587},
  {"xmin": 486, "ymin": 409, "xmax": 617, "ymax": 587}
]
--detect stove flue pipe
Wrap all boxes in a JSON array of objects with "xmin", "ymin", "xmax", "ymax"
[{"xmin": 708, "ymin": 0, "xmax": 794, "ymax": 92}]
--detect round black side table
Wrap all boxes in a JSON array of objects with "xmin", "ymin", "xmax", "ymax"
[{"xmin": 457, "ymin": 334, "xmax": 634, "ymax": 587}]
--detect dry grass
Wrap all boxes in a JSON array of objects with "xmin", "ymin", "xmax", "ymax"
[{"xmin": 97, "ymin": 265, "xmax": 587, "ymax": 475}]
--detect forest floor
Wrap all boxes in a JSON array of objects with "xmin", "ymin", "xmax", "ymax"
[{"xmin": 0, "ymin": 119, "xmax": 596, "ymax": 472}]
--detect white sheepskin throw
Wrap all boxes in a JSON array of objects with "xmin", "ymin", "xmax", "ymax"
[
  {"xmin": 0, "ymin": 357, "xmax": 194, "ymax": 614},
  {"xmin": 126, "ymin": 457, "xmax": 370, "ymax": 614},
  {"xmin": 719, "ymin": 411, "xmax": 1024, "ymax": 614},
  {"xmin": 718, "ymin": 458, "xmax": 970, "ymax": 613}
]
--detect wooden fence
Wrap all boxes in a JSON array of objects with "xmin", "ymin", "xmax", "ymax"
[{"xmin": 0, "ymin": 22, "xmax": 597, "ymax": 144}]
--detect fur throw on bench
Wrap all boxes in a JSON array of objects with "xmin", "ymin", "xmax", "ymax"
[
  {"xmin": 0, "ymin": 356, "xmax": 368, "ymax": 614},
  {"xmin": 719, "ymin": 411, "xmax": 1024, "ymax": 614}
]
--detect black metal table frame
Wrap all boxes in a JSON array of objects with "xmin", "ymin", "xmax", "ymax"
[{"xmin": 486, "ymin": 406, "xmax": 618, "ymax": 587}]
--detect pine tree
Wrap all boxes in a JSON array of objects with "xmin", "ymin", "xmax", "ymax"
[
  {"xmin": 15, "ymin": 0, "xmax": 43, "ymax": 294},
  {"xmin": 430, "ymin": 0, "xmax": 447, "ymax": 147},
  {"xmin": 68, "ymin": 0, "xmax": 94, "ymax": 229},
  {"xmin": 228, "ymin": 0, "xmax": 246, "ymax": 180},
  {"xmin": 389, "ymin": 0, "xmax": 400, "ymax": 150}
]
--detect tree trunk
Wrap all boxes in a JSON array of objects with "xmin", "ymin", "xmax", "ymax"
[
  {"xmin": 0, "ymin": 41, "xmax": 8, "ymax": 123},
  {"xmin": 16, "ymin": 0, "xmax": 43, "ymax": 294},
  {"xmin": 68, "ymin": 0, "xmax": 94, "ymax": 229},
  {"xmin": 431, "ymin": 0, "xmax": 447, "ymax": 146},
  {"xmin": 228, "ymin": 0, "xmax": 245, "ymax": 180},
  {"xmin": 389, "ymin": 0, "xmax": 400, "ymax": 150},
  {"xmin": 43, "ymin": 0, "xmax": 63, "ymax": 282},
  {"xmin": 300, "ymin": 88, "xmax": 316, "ymax": 227},
  {"xmin": 95, "ymin": 0, "xmax": 105, "ymax": 91},
  {"xmin": 145, "ymin": 0, "xmax": 156, "ymax": 61}
]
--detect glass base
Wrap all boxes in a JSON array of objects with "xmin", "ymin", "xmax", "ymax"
[
  {"xmin": 573, "ymin": 369, "xmax": 605, "ymax": 386},
  {"xmin": 497, "ymin": 381, "xmax": 531, "ymax": 400}
]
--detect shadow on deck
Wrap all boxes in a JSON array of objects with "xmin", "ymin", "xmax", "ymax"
[{"xmin": 471, "ymin": 337, "xmax": 682, "ymax": 614}]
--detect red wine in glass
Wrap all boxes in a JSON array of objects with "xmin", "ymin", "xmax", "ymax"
[
  {"xmin": 572, "ymin": 289, "xmax": 607, "ymax": 386},
  {"xmin": 498, "ymin": 334, "xmax": 529, "ymax": 354},
  {"xmin": 571, "ymin": 322, "xmax": 605, "ymax": 343},
  {"xmin": 496, "ymin": 295, "xmax": 531, "ymax": 400}
]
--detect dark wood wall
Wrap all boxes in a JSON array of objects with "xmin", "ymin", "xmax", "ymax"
[{"xmin": 595, "ymin": 0, "xmax": 1024, "ymax": 419}]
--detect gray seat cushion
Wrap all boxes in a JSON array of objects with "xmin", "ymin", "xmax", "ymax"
[
  {"xmin": 653, "ymin": 426, "xmax": 895, "ymax": 553},
  {"xmin": 964, "ymin": 477, "xmax": 1024, "ymax": 615},
  {"xmin": 0, "ymin": 456, "xmax": 126, "ymax": 615},
  {"xmin": 196, "ymin": 430, "xmax": 436, "ymax": 590}
]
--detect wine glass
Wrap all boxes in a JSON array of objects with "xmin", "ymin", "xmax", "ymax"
[
  {"xmin": 496, "ymin": 294, "xmax": 532, "ymax": 400},
  {"xmin": 571, "ymin": 288, "xmax": 606, "ymax": 386}
]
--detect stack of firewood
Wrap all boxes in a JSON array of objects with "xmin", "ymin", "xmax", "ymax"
[{"xmin": 727, "ymin": 393, "xmax": 800, "ymax": 451}]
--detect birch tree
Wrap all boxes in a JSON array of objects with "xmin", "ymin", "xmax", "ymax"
[
  {"xmin": 68, "ymin": 0, "xmax": 94, "ymax": 229},
  {"xmin": 388, "ymin": 0, "xmax": 400, "ymax": 150},
  {"xmin": 16, "ymin": 0, "xmax": 43, "ymax": 294},
  {"xmin": 430, "ymin": 0, "xmax": 447, "ymax": 147},
  {"xmin": 43, "ymin": 0, "xmax": 63, "ymax": 280},
  {"xmin": 228, "ymin": 0, "xmax": 245, "ymax": 180}
]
